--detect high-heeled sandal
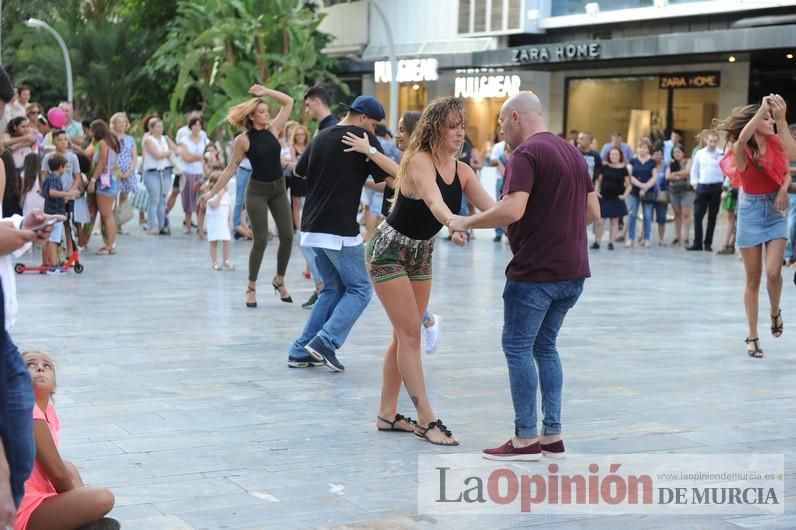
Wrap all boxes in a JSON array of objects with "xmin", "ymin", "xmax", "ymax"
[
  {"xmin": 745, "ymin": 337, "xmax": 764, "ymax": 358},
  {"xmin": 272, "ymin": 278, "xmax": 293, "ymax": 303},
  {"xmin": 246, "ymin": 287, "xmax": 257, "ymax": 308},
  {"xmin": 770, "ymin": 310, "xmax": 783, "ymax": 338}
]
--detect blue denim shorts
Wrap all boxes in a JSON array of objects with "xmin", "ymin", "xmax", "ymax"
[
  {"xmin": 95, "ymin": 178, "xmax": 119, "ymax": 197},
  {"xmin": 736, "ymin": 192, "xmax": 787, "ymax": 249}
]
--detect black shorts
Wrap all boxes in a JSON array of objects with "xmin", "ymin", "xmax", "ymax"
[{"xmin": 172, "ymin": 173, "xmax": 180, "ymax": 189}]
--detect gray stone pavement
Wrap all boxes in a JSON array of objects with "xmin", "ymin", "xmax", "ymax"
[{"xmin": 10, "ymin": 220, "xmax": 796, "ymax": 529}]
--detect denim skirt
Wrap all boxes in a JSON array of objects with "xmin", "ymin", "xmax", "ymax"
[{"xmin": 736, "ymin": 191, "xmax": 787, "ymax": 248}]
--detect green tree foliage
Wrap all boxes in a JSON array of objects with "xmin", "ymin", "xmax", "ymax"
[
  {"xmin": 3, "ymin": 0, "xmax": 342, "ymax": 132},
  {"xmin": 2, "ymin": 0, "xmax": 176, "ymax": 118},
  {"xmin": 150, "ymin": 0, "xmax": 346, "ymax": 135}
]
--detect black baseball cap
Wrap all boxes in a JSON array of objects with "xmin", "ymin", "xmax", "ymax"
[{"xmin": 344, "ymin": 96, "xmax": 385, "ymax": 122}]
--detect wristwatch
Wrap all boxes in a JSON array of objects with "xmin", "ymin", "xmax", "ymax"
[{"xmin": 367, "ymin": 146, "xmax": 377, "ymax": 156}]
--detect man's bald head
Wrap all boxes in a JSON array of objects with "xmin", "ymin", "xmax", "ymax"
[
  {"xmin": 499, "ymin": 90, "xmax": 545, "ymax": 150},
  {"xmin": 503, "ymin": 91, "xmax": 543, "ymax": 118}
]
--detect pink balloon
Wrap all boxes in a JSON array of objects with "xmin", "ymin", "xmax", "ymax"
[{"xmin": 46, "ymin": 107, "xmax": 66, "ymax": 128}]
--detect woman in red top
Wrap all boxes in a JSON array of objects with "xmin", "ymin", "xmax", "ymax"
[{"xmin": 716, "ymin": 96, "xmax": 789, "ymax": 358}]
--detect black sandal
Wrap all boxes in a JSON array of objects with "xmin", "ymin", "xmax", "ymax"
[
  {"xmin": 415, "ymin": 419, "xmax": 459, "ymax": 446},
  {"xmin": 377, "ymin": 413, "xmax": 416, "ymax": 432},
  {"xmin": 771, "ymin": 310, "xmax": 783, "ymax": 338},
  {"xmin": 272, "ymin": 278, "xmax": 293, "ymax": 304},
  {"xmin": 745, "ymin": 337, "xmax": 764, "ymax": 358},
  {"xmin": 246, "ymin": 287, "xmax": 257, "ymax": 308}
]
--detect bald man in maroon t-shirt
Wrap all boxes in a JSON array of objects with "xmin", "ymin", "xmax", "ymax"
[{"xmin": 448, "ymin": 91, "xmax": 600, "ymax": 461}]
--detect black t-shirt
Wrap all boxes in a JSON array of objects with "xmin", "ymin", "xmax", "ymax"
[
  {"xmin": 318, "ymin": 114, "xmax": 339, "ymax": 131},
  {"xmin": 580, "ymin": 149, "xmax": 602, "ymax": 184},
  {"xmin": 296, "ymin": 125, "xmax": 388, "ymax": 237}
]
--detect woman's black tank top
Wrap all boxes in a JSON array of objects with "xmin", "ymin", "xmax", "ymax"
[
  {"xmin": 387, "ymin": 161, "xmax": 463, "ymax": 240},
  {"xmin": 246, "ymin": 128, "xmax": 283, "ymax": 182}
]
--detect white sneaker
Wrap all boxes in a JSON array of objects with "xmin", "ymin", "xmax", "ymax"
[{"xmin": 422, "ymin": 314, "xmax": 442, "ymax": 354}]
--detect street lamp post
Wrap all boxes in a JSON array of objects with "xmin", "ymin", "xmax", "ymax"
[
  {"xmin": 369, "ymin": 0, "xmax": 398, "ymax": 133},
  {"xmin": 24, "ymin": 18, "xmax": 73, "ymax": 104}
]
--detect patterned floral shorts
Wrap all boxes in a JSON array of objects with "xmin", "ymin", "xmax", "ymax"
[{"xmin": 366, "ymin": 222, "xmax": 435, "ymax": 283}]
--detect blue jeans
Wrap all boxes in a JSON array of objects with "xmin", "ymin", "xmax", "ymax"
[
  {"xmin": 233, "ymin": 166, "xmax": 252, "ymax": 230},
  {"xmin": 502, "ymin": 279, "xmax": 584, "ymax": 438},
  {"xmin": 627, "ymin": 194, "xmax": 653, "ymax": 242},
  {"xmin": 289, "ymin": 244, "xmax": 372, "ymax": 355},
  {"xmin": 3, "ymin": 332, "xmax": 35, "ymax": 507},
  {"xmin": 143, "ymin": 168, "xmax": 171, "ymax": 230},
  {"xmin": 301, "ymin": 245, "xmax": 323, "ymax": 287},
  {"xmin": 786, "ymin": 194, "xmax": 796, "ymax": 261}
]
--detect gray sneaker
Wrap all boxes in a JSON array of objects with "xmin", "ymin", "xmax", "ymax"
[{"xmin": 301, "ymin": 291, "xmax": 319, "ymax": 309}]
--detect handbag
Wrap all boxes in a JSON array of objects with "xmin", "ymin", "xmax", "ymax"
[
  {"xmin": 113, "ymin": 198, "xmax": 134, "ymax": 226},
  {"xmin": 130, "ymin": 180, "xmax": 149, "ymax": 211},
  {"xmin": 169, "ymin": 153, "xmax": 184, "ymax": 176},
  {"xmin": 655, "ymin": 190, "xmax": 669, "ymax": 204},
  {"xmin": 640, "ymin": 187, "xmax": 658, "ymax": 203}
]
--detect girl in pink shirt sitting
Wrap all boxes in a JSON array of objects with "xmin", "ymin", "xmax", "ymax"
[{"xmin": 15, "ymin": 351, "xmax": 118, "ymax": 530}]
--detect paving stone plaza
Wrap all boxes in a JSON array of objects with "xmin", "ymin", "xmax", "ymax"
[{"xmin": 11, "ymin": 224, "xmax": 796, "ymax": 529}]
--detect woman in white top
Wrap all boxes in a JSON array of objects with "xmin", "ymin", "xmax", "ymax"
[
  {"xmin": 178, "ymin": 117, "xmax": 208, "ymax": 235},
  {"xmin": 142, "ymin": 118, "xmax": 176, "ymax": 235}
]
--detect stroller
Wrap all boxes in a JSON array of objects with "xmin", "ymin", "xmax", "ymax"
[{"xmin": 15, "ymin": 214, "xmax": 84, "ymax": 275}]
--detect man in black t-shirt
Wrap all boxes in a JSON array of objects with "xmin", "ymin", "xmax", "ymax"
[
  {"xmin": 304, "ymin": 85, "xmax": 338, "ymax": 132},
  {"xmin": 287, "ymin": 96, "xmax": 388, "ymax": 372}
]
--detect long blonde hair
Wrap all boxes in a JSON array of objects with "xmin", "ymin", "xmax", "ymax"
[
  {"xmin": 392, "ymin": 97, "xmax": 465, "ymax": 209},
  {"xmin": 290, "ymin": 124, "xmax": 310, "ymax": 149},
  {"xmin": 713, "ymin": 104, "xmax": 763, "ymax": 170},
  {"xmin": 228, "ymin": 98, "xmax": 267, "ymax": 130}
]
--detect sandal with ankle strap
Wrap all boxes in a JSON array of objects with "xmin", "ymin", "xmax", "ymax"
[
  {"xmin": 377, "ymin": 413, "xmax": 416, "ymax": 432},
  {"xmin": 272, "ymin": 278, "xmax": 293, "ymax": 303},
  {"xmin": 745, "ymin": 337, "xmax": 764, "ymax": 358},
  {"xmin": 415, "ymin": 419, "xmax": 459, "ymax": 446},
  {"xmin": 246, "ymin": 287, "xmax": 257, "ymax": 308},
  {"xmin": 771, "ymin": 310, "xmax": 783, "ymax": 338}
]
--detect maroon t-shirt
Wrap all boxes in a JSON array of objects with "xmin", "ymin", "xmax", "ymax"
[{"xmin": 503, "ymin": 131, "xmax": 594, "ymax": 283}]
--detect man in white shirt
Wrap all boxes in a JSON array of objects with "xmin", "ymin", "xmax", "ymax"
[
  {"xmin": 688, "ymin": 131, "xmax": 725, "ymax": 251},
  {"xmin": 663, "ymin": 129, "xmax": 682, "ymax": 166},
  {"xmin": 58, "ymin": 102, "xmax": 85, "ymax": 148}
]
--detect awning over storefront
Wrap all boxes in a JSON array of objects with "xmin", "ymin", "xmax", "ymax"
[{"xmin": 473, "ymin": 24, "xmax": 796, "ymax": 68}]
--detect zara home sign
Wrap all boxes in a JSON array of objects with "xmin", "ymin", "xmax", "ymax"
[
  {"xmin": 374, "ymin": 58, "xmax": 439, "ymax": 83},
  {"xmin": 512, "ymin": 42, "xmax": 600, "ymax": 64}
]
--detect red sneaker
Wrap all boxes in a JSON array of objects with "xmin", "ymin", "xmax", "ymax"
[
  {"xmin": 541, "ymin": 440, "xmax": 566, "ymax": 459},
  {"xmin": 482, "ymin": 439, "xmax": 541, "ymax": 461}
]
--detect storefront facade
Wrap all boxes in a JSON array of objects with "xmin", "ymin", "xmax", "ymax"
[
  {"xmin": 362, "ymin": 61, "xmax": 549, "ymax": 152},
  {"xmin": 470, "ymin": 23, "xmax": 795, "ymax": 151},
  {"xmin": 555, "ymin": 63, "xmax": 745, "ymax": 151}
]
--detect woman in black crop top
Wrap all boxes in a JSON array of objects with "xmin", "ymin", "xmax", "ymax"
[
  {"xmin": 353, "ymin": 97, "xmax": 495, "ymax": 446},
  {"xmin": 201, "ymin": 84, "xmax": 294, "ymax": 308}
]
